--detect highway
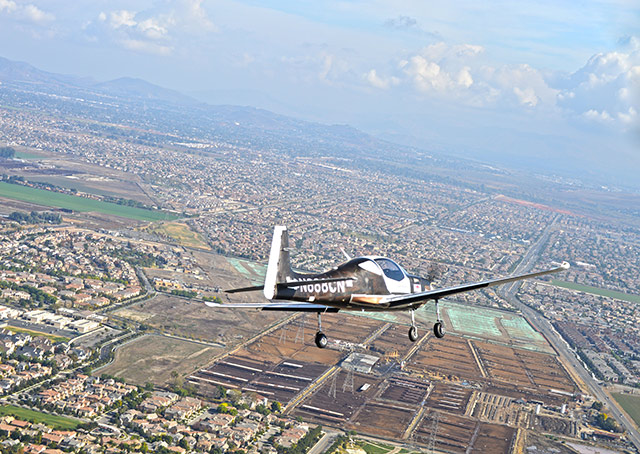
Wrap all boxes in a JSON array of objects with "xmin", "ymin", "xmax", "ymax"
[{"xmin": 499, "ymin": 216, "xmax": 640, "ymax": 451}]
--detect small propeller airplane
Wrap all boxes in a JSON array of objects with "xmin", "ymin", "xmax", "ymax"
[{"xmin": 206, "ymin": 226, "xmax": 569, "ymax": 348}]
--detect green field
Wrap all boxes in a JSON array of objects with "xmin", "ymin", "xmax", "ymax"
[
  {"xmin": 4, "ymin": 325, "xmax": 70, "ymax": 343},
  {"xmin": 0, "ymin": 405, "xmax": 82, "ymax": 430},
  {"xmin": 0, "ymin": 182, "xmax": 178, "ymax": 221},
  {"xmin": 13, "ymin": 150, "xmax": 45, "ymax": 160},
  {"xmin": 612, "ymin": 393, "xmax": 640, "ymax": 427},
  {"xmin": 552, "ymin": 280, "xmax": 640, "ymax": 304}
]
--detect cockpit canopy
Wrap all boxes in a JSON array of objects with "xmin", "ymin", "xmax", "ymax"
[
  {"xmin": 374, "ymin": 258, "xmax": 406, "ymax": 281},
  {"xmin": 351, "ymin": 256, "xmax": 407, "ymax": 282}
]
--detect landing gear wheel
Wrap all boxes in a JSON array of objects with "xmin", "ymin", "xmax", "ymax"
[
  {"xmin": 408, "ymin": 325, "xmax": 419, "ymax": 342},
  {"xmin": 315, "ymin": 331, "xmax": 328, "ymax": 349},
  {"xmin": 434, "ymin": 321, "xmax": 445, "ymax": 338}
]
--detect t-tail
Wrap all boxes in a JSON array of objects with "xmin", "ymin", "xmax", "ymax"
[{"xmin": 263, "ymin": 225, "xmax": 299, "ymax": 299}]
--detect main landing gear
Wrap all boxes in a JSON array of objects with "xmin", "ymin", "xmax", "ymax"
[
  {"xmin": 315, "ymin": 312, "xmax": 328, "ymax": 348},
  {"xmin": 407, "ymin": 300, "xmax": 446, "ymax": 343},
  {"xmin": 433, "ymin": 299, "xmax": 445, "ymax": 339}
]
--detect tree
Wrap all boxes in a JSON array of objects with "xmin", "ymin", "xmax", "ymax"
[{"xmin": 271, "ymin": 401, "xmax": 282, "ymax": 413}]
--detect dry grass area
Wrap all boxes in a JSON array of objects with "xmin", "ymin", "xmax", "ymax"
[
  {"xmin": 116, "ymin": 294, "xmax": 284, "ymax": 346},
  {"xmin": 97, "ymin": 334, "xmax": 222, "ymax": 386},
  {"xmin": 143, "ymin": 222, "xmax": 211, "ymax": 250}
]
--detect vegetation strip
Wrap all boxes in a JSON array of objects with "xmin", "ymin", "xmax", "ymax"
[
  {"xmin": 0, "ymin": 182, "xmax": 178, "ymax": 221},
  {"xmin": 551, "ymin": 280, "xmax": 640, "ymax": 304},
  {"xmin": 0, "ymin": 405, "xmax": 82, "ymax": 430}
]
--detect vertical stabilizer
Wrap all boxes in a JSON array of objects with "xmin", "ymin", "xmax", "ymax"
[{"xmin": 264, "ymin": 226, "xmax": 295, "ymax": 300}]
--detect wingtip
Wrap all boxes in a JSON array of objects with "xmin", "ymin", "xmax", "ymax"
[
  {"xmin": 560, "ymin": 261, "xmax": 570, "ymax": 270},
  {"xmin": 204, "ymin": 301, "xmax": 221, "ymax": 308}
]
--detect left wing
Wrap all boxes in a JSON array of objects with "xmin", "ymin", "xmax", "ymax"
[
  {"xmin": 386, "ymin": 261, "xmax": 570, "ymax": 309},
  {"xmin": 205, "ymin": 301, "xmax": 340, "ymax": 312}
]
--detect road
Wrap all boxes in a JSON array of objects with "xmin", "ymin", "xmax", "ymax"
[
  {"xmin": 309, "ymin": 429, "xmax": 340, "ymax": 454},
  {"xmin": 498, "ymin": 215, "xmax": 640, "ymax": 451}
]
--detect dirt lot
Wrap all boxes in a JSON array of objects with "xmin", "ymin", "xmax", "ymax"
[
  {"xmin": 115, "ymin": 293, "xmax": 284, "ymax": 346},
  {"xmin": 412, "ymin": 413, "xmax": 516, "ymax": 454},
  {"xmin": 425, "ymin": 382, "xmax": 472, "ymax": 415},
  {"xmin": 378, "ymin": 376, "xmax": 431, "ymax": 405},
  {"xmin": 190, "ymin": 354, "xmax": 335, "ymax": 404},
  {"xmin": 368, "ymin": 323, "xmax": 417, "ymax": 359},
  {"xmin": 473, "ymin": 340, "xmax": 578, "ymax": 400},
  {"xmin": 97, "ymin": 334, "xmax": 222, "ymax": 386},
  {"xmin": 407, "ymin": 334, "xmax": 482, "ymax": 381},
  {"xmin": 295, "ymin": 371, "xmax": 382, "ymax": 423},
  {"xmin": 351, "ymin": 401, "xmax": 415, "ymax": 439}
]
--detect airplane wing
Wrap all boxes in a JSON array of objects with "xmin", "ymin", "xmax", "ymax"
[
  {"xmin": 205, "ymin": 301, "xmax": 340, "ymax": 312},
  {"xmin": 385, "ymin": 262, "xmax": 570, "ymax": 309}
]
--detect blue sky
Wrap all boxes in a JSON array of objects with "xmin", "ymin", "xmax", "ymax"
[{"xmin": 0, "ymin": 0, "xmax": 638, "ymax": 186}]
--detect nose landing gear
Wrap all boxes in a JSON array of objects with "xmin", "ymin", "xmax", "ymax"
[
  {"xmin": 433, "ymin": 299, "xmax": 445, "ymax": 338},
  {"xmin": 408, "ymin": 309, "xmax": 419, "ymax": 342}
]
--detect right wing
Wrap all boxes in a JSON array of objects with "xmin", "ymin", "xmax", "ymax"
[
  {"xmin": 205, "ymin": 301, "xmax": 340, "ymax": 312},
  {"xmin": 386, "ymin": 261, "xmax": 570, "ymax": 309}
]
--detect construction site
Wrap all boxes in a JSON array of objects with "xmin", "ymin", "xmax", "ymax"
[{"xmin": 187, "ymin": 302, "xmax": 587, "ymax": 453}]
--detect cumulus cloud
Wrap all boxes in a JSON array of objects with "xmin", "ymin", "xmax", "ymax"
[
  {"xmin": 365, "ymin": 69, "xmax": 399, "ymax": 89},
  {"xmin": 86, "ymin": 0, "xmax": 216, "ymax": 56},
  {"xmin": 0, "ymin": 0, "xmax": 16, "ymax": 13},
  {"xmin": 0, "ymin": 0, "xmax": 54, "ymax": 23},
  {"xmin": 365, "ymin": 38, "xmax": 639, "ymax": 127},
  {"xmin": 554, "ymin": 37, "xmax": 639, "ymax": 130}
]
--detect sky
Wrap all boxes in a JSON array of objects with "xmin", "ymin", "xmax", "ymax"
[{"xmin": 0, "ymin": 0, "xmax": 639, "ymax": 187}]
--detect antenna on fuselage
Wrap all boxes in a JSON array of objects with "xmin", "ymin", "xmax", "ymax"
[{"xmin": 340, "ymin": 247, "xmax": 352, "ymax": 261}]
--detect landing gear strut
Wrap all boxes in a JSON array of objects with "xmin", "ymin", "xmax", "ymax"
[
  {"xmin": 433, "ymin": 299, "xmax": 445, "ymax": 338},
  {"xmin": 408, "ymin": 309, "xmax": 419, "ymax": 342},
  {"xmin": 315, "ymin": 312, "xmax": 328, "ymax": 348}
]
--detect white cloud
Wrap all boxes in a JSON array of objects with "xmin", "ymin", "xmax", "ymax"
[
  {"xmin": 365, "ymin": 69, "xmax": 398, "ymax": 89},
  {"xmin": 121, "ymin": 39, "xmax": 172, "ymax": 56},
  {"xmin": 107, "ymin": 10, "xmax": 136, "ymax": 28},
  {"xmin": 555, "ymin": 37, "xmax": 639, "ymax": 129},
  {"xmin": 86, "ymin": 0, "xmax": 216, "ymax": 56},
  {"xmin": 0, "ymin": 1, "xmax": 53, "ymax": 23},
  {"xmin": 22, "ymin": 4, "xmax": 53, "ymax": 22},
  {"xmin": 583, "ymin": 109, "xmax": 613, "ymax": 122},
  {"xmin": 0, "ymin": 0, "xmax": 16, "ymax": 13}
]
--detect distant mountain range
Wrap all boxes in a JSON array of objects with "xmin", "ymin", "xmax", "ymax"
[
  {"xmin": 0, "ymin": 55, "xmax": 418, "ymax": 162},
  {"xmin": 0, "ymin": 56, "xmax": 196, "ymax": 105}
]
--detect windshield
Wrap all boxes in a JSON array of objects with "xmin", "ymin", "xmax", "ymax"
[{"xmin": 374, "ymin": 258, "xmax": 405, "ymax": 281}]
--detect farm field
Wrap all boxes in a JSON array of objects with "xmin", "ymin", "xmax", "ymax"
[
  {"xmin": 96, "ymin": 334, "xmax": 222, "ymax": 386},
  {"xmin": 0, "ymin": 405, "xmax": 82, "ymax": 430},
  {"xmin": 3, "ymin": 325, "xmax": 70, "ymax": 343},
  {"xmin": 552, "ymin": 280, "xmax": 640, "ymax": 304},
  {"xmin": 0, "ymin": 182, "xmax": 178, "ymax": 221},
  {"xmin": 612, "ymin": 393, "xmax": 640, "ymax": 427}
]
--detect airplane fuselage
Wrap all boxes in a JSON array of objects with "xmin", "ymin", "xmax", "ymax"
[{"xmin": 275, "ymin": 256, "xmax": 431, "ymax": 310}]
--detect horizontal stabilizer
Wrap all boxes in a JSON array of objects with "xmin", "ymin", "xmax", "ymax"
[
  {"xmin": 205, "ymin": 301, "xmax": 339, "ymax": 312},
  {"xmin": 225, "ymin": 285, "xmax": 264, "ymax": 294}
]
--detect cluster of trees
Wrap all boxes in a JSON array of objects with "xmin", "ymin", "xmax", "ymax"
[
  {"xmin": 0, "ymin": 280, "xmax": 57, "ymax": 305},
  {"xmin": 275, "ymin": 425, "xmax": 323, "ymax": 454},
  {"xmin": 102, "ymin": 195, "xmax": 154, "ymax": 210},
  {"xmin": 0, "ymin": 147, "xmax": 15, "ymax": 158},
  {"xmin": 595, "ymin": 412, "xmax": 623, "ymax": 432},
  {"xmin": 113, "ymin": 248, "xmax": 165, "ymax": 268},
  {"xmin": 169, "ymin": 289, "xmax": 198, "ymax": 298},
  {"xmin": 8, "ymin": 211, "xmax": 61, "ymax": 224}
]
